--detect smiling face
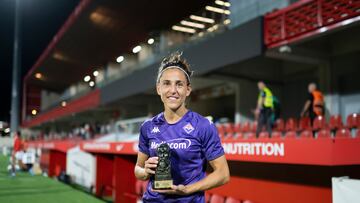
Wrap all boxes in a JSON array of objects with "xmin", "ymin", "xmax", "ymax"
[{"xmin": 156, "ymin": 67, "xmax": 191, "ymax": 113}]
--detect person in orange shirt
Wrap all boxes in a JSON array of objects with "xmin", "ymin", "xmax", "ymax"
[
  {"xmin": 11, "ymin": 131, "xmax": 23, "ymax": 177},
  {"xmin": 301, "ymin": 83, "xmax": 325, "ymax": 121}
]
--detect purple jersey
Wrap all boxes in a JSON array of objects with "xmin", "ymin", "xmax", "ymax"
[{"xmin": 138, "ymin": 110, "xmax": 224, "ymax": 203}]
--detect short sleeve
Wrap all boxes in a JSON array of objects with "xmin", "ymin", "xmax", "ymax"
[
  {"xmin": 138, "ymin": 124, "xmax": 150, "ymax": 155},
  {"xmin": 201, "ymin": 122, "xmax": 224, "ymax": 161}
]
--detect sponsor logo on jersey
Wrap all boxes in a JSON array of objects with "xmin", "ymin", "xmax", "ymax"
[
  {"xmin": 150, "ymin": 138, "xmax": 192, "ymax": 150},
  {"xmin": 151, "ymin": 126, "xmax": 160, "ymax": 133},
  {"xmin": 183, "ymin": 123, "xmax": 194, "ymax": 134}
]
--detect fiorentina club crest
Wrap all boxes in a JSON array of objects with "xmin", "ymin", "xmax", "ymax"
[{"xmin": 183, "ymin": 123, "xmax": 194, "ymax": 134}]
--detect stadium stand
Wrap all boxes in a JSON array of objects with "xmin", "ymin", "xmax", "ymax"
[
  {"xmin": 234, "ymin": 123, "xmax": 241, "ymax": 133},
  {"xmin": 258, "ymin": 131, "xmax": 270, "ymax": 139},
  {"xmin": 217, "ymin": 124, "xmax": 226, "ymax": 139},
  {"xmin": 273, "ymin": 118, "xmax": 285, "ymax": 132},
  {"xmin": 329, "ymin": 115, "xmax": 343, "ymax": 132},
  {"xmin": 245, "ymin": 132, "xmax": 256, "ymax": 139},
  {"xmin": 271, "ymin": 131, "xmax": 283, "ymax": 139},
  {"xmin": 347, "ymin": 113, "xmax": 360, "ymax": 129},
  {"xmin": 313, "ymin": 116, "xmax": 327, "ymax": 132},
  {"xmin": 233, "ymin": 132, "xmax": 243, "ymax": 140},
  {"xmin": 298, "ymin": 117, "xmax": 312, "ymax": 131},
  {"xmin": 284, "ymin": 130, "xmax": 297, "ymax": 139},
  {"xmin": 209, "ymin": 194, "xmax": 226, "ymax": 203},
  {"xmin": 224, "ymin": 197, "xmax": 241, "ymax": 203},
  {"xmin": 224, "ymin": 123, "xmax": 235, "ymax": 135},
  {"xmin": 20, "ymin": 0, "xmax": 360, "ymax": 203},
  {"xmin": 317, "ymin": 129, "xmax": 332, "ymax": 139},
  {"xmin": 335, "ymin": 128, "xmax": 352, "ymax": 139},
  {"xmin": 285, "ymin": 118, "xmax": 297, "ymax": 132},
  {"xmin": 239, "ymin": 122, "xmax": 249, "ymax": 133},
  {"xmin": 299, "ymin": 130, "xmax": 313, "ymax": 139},
  {"xmin": 250, "ymin": 122, "xmax": 258, "ymax": 133}
]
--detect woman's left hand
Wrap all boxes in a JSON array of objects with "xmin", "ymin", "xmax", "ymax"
[{"xmin": 152, "ymin": 184, "xmax": 190, "ymax": 195}]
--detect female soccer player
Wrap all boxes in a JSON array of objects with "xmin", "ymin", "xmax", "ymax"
[{"xmin": 134, "ymin": 52, "xmax": 229, "ymax": 202}]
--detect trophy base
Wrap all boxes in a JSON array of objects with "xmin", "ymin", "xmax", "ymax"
[{"xmin": 153, "ymin": 179, "xmax": 173, "ymax": 190}]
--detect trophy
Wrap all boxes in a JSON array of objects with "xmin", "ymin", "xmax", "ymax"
[{"xmin": 153, "ymin": 143, "xmax": 173, "ymax": 190}]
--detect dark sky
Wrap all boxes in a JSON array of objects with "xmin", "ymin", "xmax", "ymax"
[{"xmin": 0, "ymin": 0, "xmax": 80, "ymax": 122}]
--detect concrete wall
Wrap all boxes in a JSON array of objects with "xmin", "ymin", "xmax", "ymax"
[{"xmin": 229, "ymin": 0, "xmax": 290, "ymax": 29}]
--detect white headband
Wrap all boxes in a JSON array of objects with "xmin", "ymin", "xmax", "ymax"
[{"xmin": 156, "ymin": 66, "xmax": 192, "ymax": 84}]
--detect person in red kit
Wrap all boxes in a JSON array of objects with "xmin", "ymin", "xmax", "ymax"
[{"xmin": 11, "ymin": 131, "xmax": 23, "ymax": 177}]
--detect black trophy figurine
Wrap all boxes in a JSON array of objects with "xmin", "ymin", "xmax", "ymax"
[{"xmin": 153, "ymin": 143, "xmax": 173, "ymax": 189}]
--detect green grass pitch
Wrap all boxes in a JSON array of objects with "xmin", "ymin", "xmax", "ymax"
[{"xmin": 0, "ymin": 154, "xmax": 106, "ymax": 203}]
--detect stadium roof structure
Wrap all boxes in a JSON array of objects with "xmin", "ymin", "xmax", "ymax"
[
  {"xmin": 22, "ymin": 0, "xmax": 360, "ymax": 128},
  {"xmin": 24, "ymin": 0, "xmax": 212, "ymax": 92}
]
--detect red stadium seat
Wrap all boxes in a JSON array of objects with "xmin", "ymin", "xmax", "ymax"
[
  {"xmin": 347, "ymin": 113, "xmax": 360, "ymax": 129},
  {"xmin": 250, "ymin": 121, "xmax": 258, "ymax": 133},
  {"xmin": 271, "ymin": 131, "xmax": 283, "ymax": 139},
  {"xmin": 233, "ymin": 123, "xmax": 241, "ymax": 133},
  {"xmin": 218, "ymin": 132, "xmax": 225, "ymax": 139},
  {"xmin": 335, "ymin": 128, "xmax": 351, "ymax": 138},
  {"xmin": 210, "ymin": 194, "xmax": 225, "ymax": 203},
  {"xmin": 241, "ymin": 121, "xmax": 251, "ymax": 132},
  {"xmin": 225, "ymin": 197, "xmax": 241, "ymax": 203},
  {"xmin": 317, "ymin": 129, "xmax": 331, "ymax": 138},
  {"xmin": 329, "ymin": 115, "xmax": 343, "ymax": 131},
  {"xmin": 223, "ymin": 133, "xmax": 234, "ymax": 140},
  {"xmin": 285, "ymin": 118, "xmax": 297, "ymax": 131},
  {"xmin": 234, "ymin": 132, "xmax": 243, "ymax": 140},
  {"xmin": 224, "ymin": 123, "xmax": 234, "ymax": 134},
  {"xmin": 216, "ymin": 124, "xmax": 226, "ymax": 135},
  {"xmin": 298, "ymin": 117, "xmax": 312, "ymax": 131},
  {"xmin": 245, "ymin": 132, "xmax": 256, "ymax": 139},
  {"xmin": 258, "ymin": 131, "xmax": 270, "ymax": 139},
  {"xmin": 313, "ymin": 116, "xmax": 327, "ymax": 131},
  {"xmin": 299, "ymin": 130, "xmax": 313, "ymax": 138},
  {"xmin": 285, "ymin": 131, "xmax": 297, "ymax": 138},
  {"xmin": 273, "ymin": 118, "xmax": 285, "ymax": 132},
  {"xmin": 205, "ymin": 192, "xmax": 211, "ymax": 203}
]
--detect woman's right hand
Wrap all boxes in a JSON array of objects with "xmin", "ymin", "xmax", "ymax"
[{"xmin": 144, "ymin": 156, "xmax": 158, "ymax": 175}]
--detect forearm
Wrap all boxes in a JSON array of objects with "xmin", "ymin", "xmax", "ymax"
[
  {"xmin": 134, "ymin": 165, "xmax": 150, "ymax": 180},
  {"xmin": 186, "ymin": 172, "xmax": 229, "ymax": 193},
  {"xmin": 302, "ymin": 101, "xmax": 311, "ymax": 114},
  {"xmin": 257, "ymin": 98, "xmax": 264, "ymax": 110}
]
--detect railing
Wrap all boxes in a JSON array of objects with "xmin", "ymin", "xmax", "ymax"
[{"xmin": 264, "ymin": 0, "xmax": 360, "ymax": 48}]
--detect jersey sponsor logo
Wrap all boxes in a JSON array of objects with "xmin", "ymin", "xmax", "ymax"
[
  {"xmin": 150, "ymin": 138, "xmax": 192, "ymax": 150},
  {"xmin": 183, "ymin": 123, "xmax": 194, "ymax": 134},
  {"xmin": 151, "ymin": 126, "xmax": 160, "ymax": 133}
]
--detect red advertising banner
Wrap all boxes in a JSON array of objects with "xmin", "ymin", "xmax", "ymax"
[
  {"xmin": 29, "ymin": 137, "xmax": 360, "ymax": 166},
  {"xmin": 80, "ymin": 141, "xmax": 138, "ymax": 155},
  {"xmin": 25, "ymin": 140, "xmax": 79, "ymax": 153},
  {"xmin": 221, "ymin": 138, "xmax": 360, "ymax": 165}
]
